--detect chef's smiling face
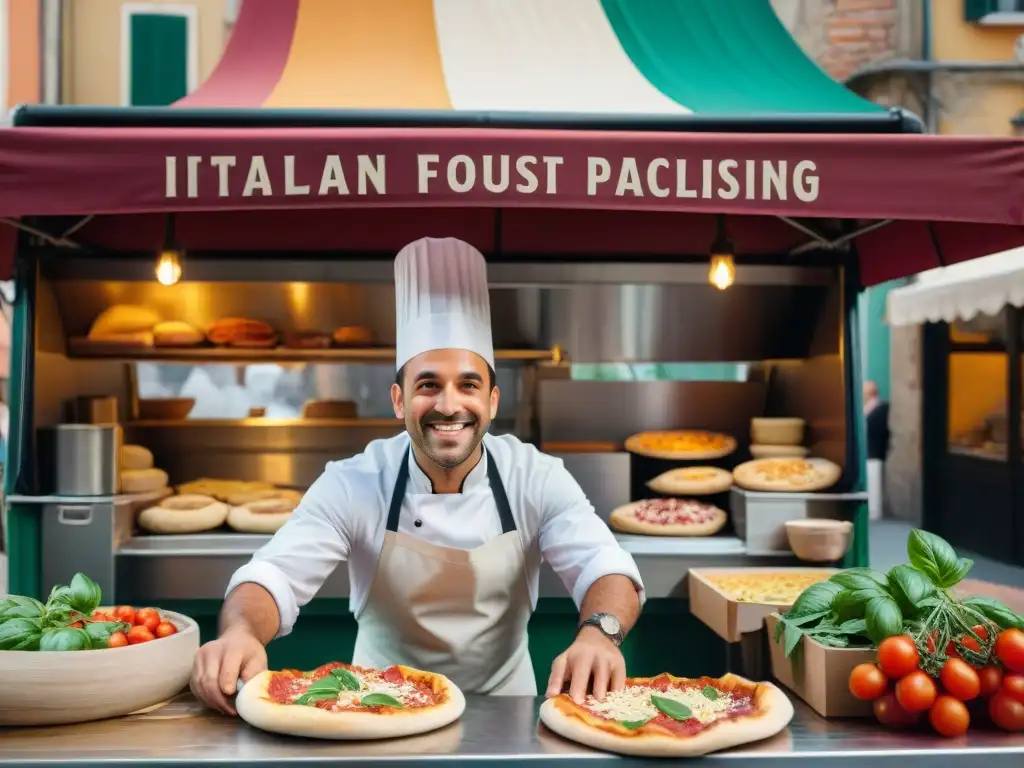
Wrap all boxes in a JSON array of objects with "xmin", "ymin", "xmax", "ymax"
[{"xmin": 391, "ymin": 349, "xmax": 499, "ymax": 470}]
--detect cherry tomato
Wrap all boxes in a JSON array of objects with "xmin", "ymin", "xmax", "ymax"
[
  {"xmin": 154, "ymin": 621, "xmax": 177, "ymax": 639},
  {"xmin": 91, "ymin": 611, "xmax": 112, "ymax": 622},
  {"xmin": 849, "ymin": 663, "xmax": 888, "ymax": 700},
  {"xmin": 995, "ymin": 629, "xmax": 1024, "ymax": 673},
  {"xmin": 896, "ymin": 669, "xmax": 938, "ymax": 712},
  {"xmin": 1003, "ymin": 674, "xmax": 1024, "ymax": 705},
  {"xmin": 939, "ymin": 658, "xmax": 981, "ymax": 701},
  {"xmin": 873, "ymin": 692, "xmax": 921, "ymax": 729},
  {"xmin": 979, "ymin": 666, "xmax": 1004, "ymax": 697},
  {"xmin": 951, "ymin": 625, "xmax": 989, "ymax": 656},
  {"xmin": 107, "ymin": 631, "xmax": 128, "ymax": 648},
  {"xmin": 68, "ymin": 620, "xmax": 83, "ymax": 629},
  {"xmin": 113, "ymin": 605, "xmax": 136, "ymax": 625},
  {"xmin": 127, "ymin": 625, "xmax": 155, "ymax": 645},
  {"xmin": 878, "ymin": 636, "xmax": 920, "ymax": 680},
  {"xmin": 989, "ymin": 692, "xmax": 1024, "ymax": 733},
  {"xmin": 928, "ymin": 695, "xmax": 970, "ymax": 738},
  {"xmin": 135, "ymin": 608, "xmax": 161, "ymax": 632}
]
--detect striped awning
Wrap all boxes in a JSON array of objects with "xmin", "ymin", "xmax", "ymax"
[{"xmin": 176, "ymin": 0, "xmax": 881, "ymax": 115}]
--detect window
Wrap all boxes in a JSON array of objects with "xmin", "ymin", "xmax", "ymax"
[
  {"xmin": 948, "ymin": 351, "xmax": 1009, "ymax": 460},
  {"xmin": 965, "ymin": 0, "xmax": 1024, "ymax": 25},
  {"xmin": 121, "ymin": 4, "xmax": 197, "ymax": 106}
]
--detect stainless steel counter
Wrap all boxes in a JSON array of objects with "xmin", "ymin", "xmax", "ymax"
[{"xmin": 1, "ymin": 694, "xmax": 1021, "ymax": 767}]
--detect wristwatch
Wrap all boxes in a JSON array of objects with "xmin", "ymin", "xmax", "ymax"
[{"xmin": 578, "ymin": 612, "xmax": 624, "ymax": 647}]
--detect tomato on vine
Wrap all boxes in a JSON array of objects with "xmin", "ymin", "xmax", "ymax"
[
  {"xmin": 873, "ymin": 693, "xmax": 920, "ymax": 729},
  {"xmin": 1003, "ymin": 674, "xmax": 1024, "ymax": 705},
  {"xmin": 989, "ymin": 692, "xmax": 1024, "ymax": 733},
  {"xmin": 928, "ymin": 695, "xmax": 970, "ymax": 738},
  {"xmin": 995, "ymin": 629, "xmax": 1024, "ymax": 674},
  {"xmin": 849, "ymin": 664, "xmax": 888, "ymax": 701},
  {"xmin": 939, "ymin": 658, "xmax": 980, "ymax": 701},
  {"xmin": 877, "ymin": 636, "xmax": 919, "ymax": 679},
  {"xmin": 978, "ymin": 666, "xmax": 1004, "ymax": 698},
  {"xmin": 896, "ymin": 670, "xmax": 937, "ymax": 712}
]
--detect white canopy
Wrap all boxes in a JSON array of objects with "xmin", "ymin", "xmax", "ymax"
[{"xmin": 886, "ymin": 247, "xmax": 1024, "ymax": 327}]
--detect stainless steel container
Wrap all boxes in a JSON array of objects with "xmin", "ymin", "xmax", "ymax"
[{"xmin": 38, "ymin": 424, "xmax": 122, "ymax": 496}]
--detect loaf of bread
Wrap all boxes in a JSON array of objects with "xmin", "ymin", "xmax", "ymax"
[
  {"xmin": 88, "ymin": 305, "xmax": 160, "ymax": 338},
  {"xmin": 207, "ymin": 318, "xmax": 278, "ymax": 348},
  {"xmin": 121, "ymin": 467, "xmax": 169, "ymax": 494},
  {"xmin": 332, "ymin": 326, "xmax": 373, "ymax": 346},
  {"xmin": 122, "ymin": 444, "xmax": 154, "ymax": 471},
  {"xmin": 153, "ymin": 321, "xmax": 204, "ymax": 347}
]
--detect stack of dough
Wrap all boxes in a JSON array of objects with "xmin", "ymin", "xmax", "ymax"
[
  {"xmin": 120, "ymin": 444, "xmax": 171, "ymax": 494},
  {"xmin": 749, "ymin": 418, "xmax": 808, "ymax": 459},
  {"xmin": 176, "ymin": 478, "xmax": 276, "ymax": 502},
  {"xmin": 227, "ymin": 489, "xmax": 303, "ymax": 534},
  {"xmin": 138, "ymin": 494, "xmax": 230, "ymax": 534},
  {"xmin": 87, "ymin": 305, "xmax": 160, "ymax": 348}
]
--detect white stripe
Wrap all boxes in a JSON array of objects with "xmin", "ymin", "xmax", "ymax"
[{"xmin": 432, "ymin": 0, "xmax": 690, "ymax": 114}]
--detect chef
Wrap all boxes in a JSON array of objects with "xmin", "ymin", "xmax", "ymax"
[{"xmin": 190, "ymin": 237, "xmax": 645, "ymax": 713}]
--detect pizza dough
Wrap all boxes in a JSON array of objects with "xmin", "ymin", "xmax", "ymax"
[
  {"xmin": 137, "ymin": 494, "xmax": 229, "ymax": 534},
  {"xmin": 539, "ymin": 672, "xmax": 793, "ymax": 757},
  {"xmin": 610, "ymin": 499, "xmax": 728, "ymax": 537},
  {"xmin": 153, "ymin": 321, "xmax": 205, "ymax": 347},
  {"xmin": 176, "ymin": 478, "xmax": 275, "ymax": 502},
  {"xmin": 750, "ymin": 418, "xmax": 805, "ymax": 446},
  {"xmin": 121, "ymin": 468, "xmax": 169, "ymax": 494},
  {"xmin": 225, "ymin": 488, "xmax": 303, "ymax": 507},
  {"xmin": 732, "ymin": 458, "xmax": 842, "ymax": 493},
  {"xmin": 646, "ymin": 467, "xmax": 733, "ymax": 496},
  {"xmin": 236, "ymin": 662, "xmax": 466, "ymax": 740},
  {"xmin": 121, "ymin": 444, "xmax": 154, "ymax": 471},
  {"xmin": 228, "ymin": 497, "xmax": 298, "ymax": 534},
  {"xmin": 88, "ymin": 305, "xmax": 160, "ymax": 337},
  {"xmin": 749, "ymin": 444, "xmax": 809, "ymax": 459},
  {"xmin": 625, "ymin": 431, "xmax": 736, "ymax": 461}
]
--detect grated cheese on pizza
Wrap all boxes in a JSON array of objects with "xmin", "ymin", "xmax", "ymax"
[
  {"xmin": 753, "ymin": 459, "xmax": 816, "ymax": 482},
  {"xmin": 272, "ymin": 663, "xmax": 438, "ymax": 710},
  {"xmin": 705, "ymin": 572, "xmax": 831, "ymax": 603},
  {"xmin": 585, "ymin": 685, "xmax": 739, "ymax": 725},
  {"xmin": 632, "ymin": 499, "xmax": 719, "ymax": 525}
]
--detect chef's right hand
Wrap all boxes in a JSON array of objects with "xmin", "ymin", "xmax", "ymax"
[{"xmin": 190, "ymin": 627, "xmax": 267, "ymax": 716}]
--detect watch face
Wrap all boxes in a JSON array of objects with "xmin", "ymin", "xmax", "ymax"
[{"xmin": 599, "ymin": 614, "xmax": 621, "ymax": 635}]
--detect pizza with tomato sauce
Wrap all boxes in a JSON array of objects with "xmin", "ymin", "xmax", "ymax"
[
  {"xmin": 625, "ymin": 430, "xmax": 737, "ymax": 461},
  {"xmin": 609, "ymin": 498, "xmax": 728, "ymax": 537},
  {"xmin": 235, "ymin": 661, "xmax": 465, "ymax": 740},
  {"xmin": 732, "ymin": 457, "xmax": 841, "ymax": 493},
  {"xmin": 539, "ymin": 673, "xmax": 793, "ymax": 757}
]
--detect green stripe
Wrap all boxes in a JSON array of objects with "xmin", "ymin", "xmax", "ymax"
[{"xmin": 601, "ymin": 0, "xmax": 883, "ymax": 115}]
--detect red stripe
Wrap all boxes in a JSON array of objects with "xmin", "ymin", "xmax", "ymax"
[{"xmin": 174, "ymin": 0, "xmax": 299, "ymax": 108}]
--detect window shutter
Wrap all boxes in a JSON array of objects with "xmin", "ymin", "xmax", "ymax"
[
  {"xmin": 129, "ymin": 14, "xmax": 188, "ymax": 106},
  {"xmin": 964, "ymin": 0, "xmax": 998, "ymax": 21}
]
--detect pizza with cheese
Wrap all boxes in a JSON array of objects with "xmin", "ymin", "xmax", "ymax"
[
  {"xmin": 702, "ymin": 571, "xmax": 833, "ymax": 604},
  {"xmin": 646, "ymin": 466, "xmax": 733, "ymax": 496},
  {"xmin": 539, "ymin": 673, "xmax": 793, "ymax": 757},
  {"xmin": 625, "ymin": 430, "xmax": 736, "ymax": 461},
  {"xmin": 732, "ymin": 457, "xmax": 841, "ymax": 493},
  {"xmin": 609, "ymin": 499, "xmax": 728, "ymax": 537},
  {"xmin": 235, "ymin": 662, "xmax": 465, "ymax": 740}
]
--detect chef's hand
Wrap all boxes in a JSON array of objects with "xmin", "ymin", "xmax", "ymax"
[
  {"xmin": 190, "ymin": 627, "xmax": 267, "ymax": 716},
  {"xmin": 546, "ymin": 626, "xmax": 626, "ymax": 703}
]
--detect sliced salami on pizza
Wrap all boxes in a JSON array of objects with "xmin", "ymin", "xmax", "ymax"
[
  {"xmin": 539, "ymin": 673, "xmax": 793, "ymax": 757},
  {"xmin": 235, "ymin": 662, "xmax": 465, "ymax": 740},
  {"xmin": 646, "ymin": 466, "xmax": 733, "ymax": 496},
  {"xmin": 625, "ymin": 430, "xmax": 737, "ymax": 461},
  {"xmin": 609, "ymin": 498, "xmax": 728, "ymax": 537},
  {"xmin": 732, "ymin": 458, "xmax": 841, "ymax": 493}
]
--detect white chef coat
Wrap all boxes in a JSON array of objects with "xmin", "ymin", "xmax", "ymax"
[{"xmin": 226, "ymin": 432, "xmax": 646, "ymax": 637}]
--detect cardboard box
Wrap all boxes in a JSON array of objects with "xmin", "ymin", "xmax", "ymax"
[
  {"xmin": 765, "ymin": 613, "xmax": 875, "ymax": 718},
  {"xmin": 688, "ymin": 567, "xmax": 837, "ymax": 643}
]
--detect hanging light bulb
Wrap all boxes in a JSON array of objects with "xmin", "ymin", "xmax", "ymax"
[
  {"xmin": 156, "ymin": 249, "xmax": 183, "ymax": 286},
  {"xmin": 707, "ymin": 214, "xmax": 736, "ymax": 291}
]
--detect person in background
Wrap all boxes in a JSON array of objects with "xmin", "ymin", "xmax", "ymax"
[{"xmin": 863, "ymin": 380, "xmax": 890, "ymax": 520}]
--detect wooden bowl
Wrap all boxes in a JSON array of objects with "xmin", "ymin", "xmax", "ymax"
[
  {"xmin": 0, "ymin": 609, "xmax": 199, "ymax": 726},
  {"xmin": 785, "ymin": 519, "xmax": 854, "ymax": 563},
  {"xmin": 137, "ymin": 398, "xmax": 196, "ymax": 420},
  {"xmin": 751, "ymin": 418, "xmax": 805, "ymax": 446}
]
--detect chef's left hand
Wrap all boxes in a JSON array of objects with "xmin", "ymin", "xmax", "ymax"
[{"xmin": 546, "ymin": 626, "xmax": 626, "ymax": 703}]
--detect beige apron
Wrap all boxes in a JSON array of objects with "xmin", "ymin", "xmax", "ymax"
[{"xmin": 351, "ymin": 446, "xmax": 537, "ymax": 695}]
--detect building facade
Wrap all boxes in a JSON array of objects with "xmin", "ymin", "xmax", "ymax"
[{"xmin": 2, "ymin": 0, "xmax": 43, "ymax": 116}]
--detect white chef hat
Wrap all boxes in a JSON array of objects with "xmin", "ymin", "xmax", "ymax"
[{"xmin": 394, "ymin": 237, "xmax": 494, "ymax": 371}]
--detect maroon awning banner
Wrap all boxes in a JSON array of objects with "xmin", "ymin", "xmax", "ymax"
[{"xmin": 0, "ymin": 126, "xmax": 1021, "ymax": 223}]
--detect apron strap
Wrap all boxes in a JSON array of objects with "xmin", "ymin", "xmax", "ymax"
[{"xmin": 385, "ymin": 445, "xmax": 518, "ymax": 534}]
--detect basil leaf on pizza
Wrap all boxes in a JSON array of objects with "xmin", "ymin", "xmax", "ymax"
[
  {"xmin": 331, "ymin": 668, "xmax": 361, "ymax": 691},
  {"xmin": 651, "ymin": 695, "xmax": 692, "ymax": 720},
  {"xmin": 295, "ymin": 689, "xmax": 341, "ymax": 706},
  {"xmin": 360, "ymin": 693, "xmax": 403, "ymax": 708},
  {"xmin": 620, "ymin": 718, "xmax": 651, "ymax": 729},
  {"xmin": 701, "ymin": 685, "xmax": 718, "ymax": 701}
]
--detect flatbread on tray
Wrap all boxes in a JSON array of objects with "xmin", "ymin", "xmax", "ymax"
[
  {"xmin": 732, "ymin": 458, "xmax": 841, "ymax": 493},
  {"xmin": 609, "ymin": 499, "xmax": 728, "ymax": 537},
  {"xmin": 539, "ymin": 672, "xmax": 794, "ymax": 757},
  {"xmin": 625, "ymin": 430, "xmax": 736, "ymax": 461},
  {"xmin": 646, "ymin": 466, "xmax": 733, "ymax": 496},
  {"xmin": 236, "ymin": 662, "xmax": 465, "ymax": 740}
]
